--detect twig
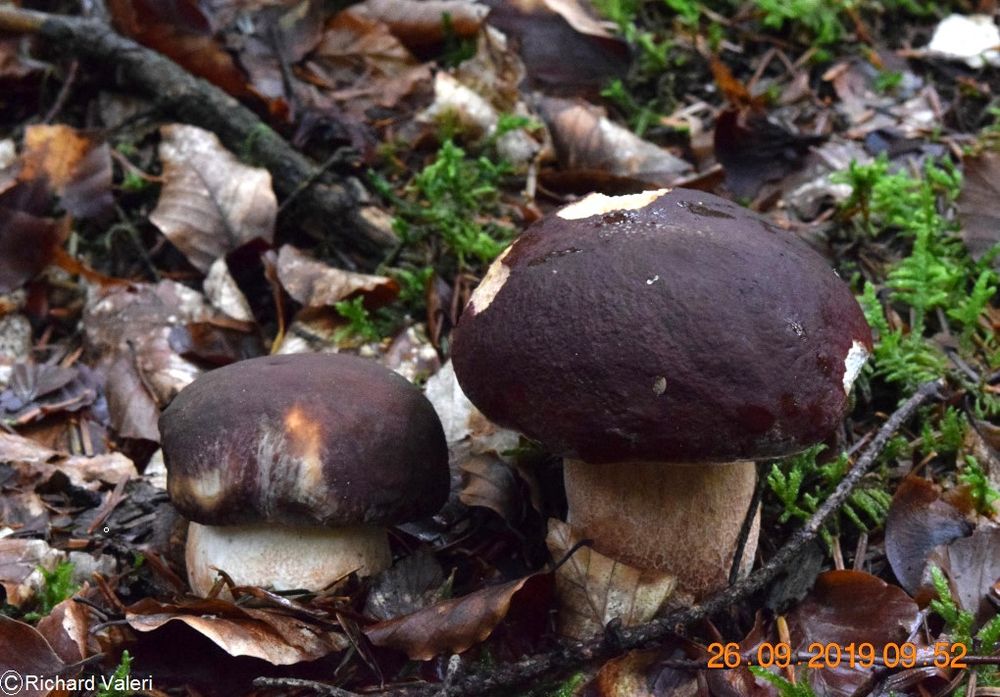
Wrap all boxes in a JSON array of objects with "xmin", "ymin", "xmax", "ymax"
[
  {"xmin": 728, "ymin": 460, "xmax": 767, "ymax": 585},
  {"xmin": 253, "ymin": 677, "xmax": 363, "ymax": 696},
  {"xmin": 383, "ymin": 380, "xmax": 943, "ymax": 697},
  {"xmin": 0, "ymin": 6, "xmax": 395, "ymax": 266}
]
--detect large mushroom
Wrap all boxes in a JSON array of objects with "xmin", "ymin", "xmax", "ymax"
[
  {"xmin": 159, "ymin": 353, "xmax": 449, "ymax": 596},
  {"xmin": 451, "ymin": 188, "xmax": 872, "ymax": 598}
]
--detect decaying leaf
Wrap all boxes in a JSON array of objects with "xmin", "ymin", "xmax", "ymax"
[
  {"xmin": 546, "ymin": 519, "xmax": 676, "ymax": 640},
  {"xmin": 108, "ymin": 0, "xmax": 253, "ymax": 99},
  {"xmin": 587, "ymin": 647, "xmax": 700, "ymax": 697},
  {"xmin": 203, "ymin": 257, "xmax": 255, "ymax": 322},
  {"xmin": 364, "ymin": 571, "xmax": 552, "ymax": 660},
  {"xmin": 364, "ymin": 552, "xmax": 447, "ymax": 622},
  {"xmin": 885, "ymin": 475, "xmax": 972, "ymax": 596},
  {"xmin": 20, "ymin": 124, "xmax": 113, "ymax": 219},
  {"xmin": 926, "ymin": 525, "xmax": 1000, "ymax": 627},
  {"xmin": 785, "ymin": 570, "xmax": 921, "ymax": 696},
  {"xmin": 0, "ymin": 360, "xmax": 99, "ymax": 425},
  {"xmin": 0, "ymin": 538, "xmax": 66, "ymax": 607},
  {"xmin": 0, "ymin": 616, "xmax": 73, "ymax": 697},
  {"xmin": 125, "ymin": 597, "xmax": 348, "ymax": 665},
  {"xmin": 276, "ymin": 244, "xmax": 398, "ymax": 309},
  {"xmin": 538, "ymin": 97, "xmax": 692, "ymax": 187},
  {"xmin": 352, "ymin": 0, "xmax": 488, "ymax": 50},
  {"xmin": 957, "ymin": 151, "xmax": 1000, "ymax": 267},
  {"xmin": 0, "ymin": 180, "xmax": 65, "ymax": 293},
  {"xmin": 150, "ymin": 124, "xmax": 277, "ymax": 272}
]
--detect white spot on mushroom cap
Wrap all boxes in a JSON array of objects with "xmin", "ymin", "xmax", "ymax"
[
  {"xmin": 843, "ymin": 340, "xmax": 869, "ymax": 394},
  {"xmin": 652, "ymin": 376, "xmax": 667, "ymax": 396},
  {"xmin": 468, "ymin": 245, "xmax": 513, "ymax": 314},
  {"xmin": 557, "ymin": 189, "xmax": 671, "ymax": 220}
]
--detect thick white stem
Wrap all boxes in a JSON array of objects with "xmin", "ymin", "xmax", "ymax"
[
  {"xmin": 185, "ymin": 521, "xmax": 391, "ymax": 596},
  {"xmin": 563, "ymin": 459, "xmax": 759, "ymax": 598}
]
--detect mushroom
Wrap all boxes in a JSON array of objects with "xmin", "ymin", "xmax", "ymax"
[
  {"xmin": 450, "ymin": 188, "xmax": 872, "ymax": 598},
  {"xmin": 159, "ymin": 353, "xmax": 449, "ymax": 596}
]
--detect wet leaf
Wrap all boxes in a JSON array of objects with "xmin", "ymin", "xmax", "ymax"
[
  {"xmin": 0, "ymin": 361, "xmax": 99, "ymax": 425},
  {"xmin": 364, "ymin": 572, "xmax": 552, "ymax": 660},
  {"xmin": 276, "ymin": 244, "xmax": 398, "ymax": 309},
  {"xmin": 36, "ymin": 595, "xmax": 94, "ymax": 665},
  {"xmin": 0, "ymin": 616, "xmax": 73, "ymax": 697},
  {"xmin": 546, "ymin": 519, "xmax": 676, "ymax": 640},
  {"xmin": 20, "ymin": 124, "xmax": 113, "ymax": 219},
  {"xmin": 538, "ymin": 97, "xmax": 692, "ymax": 187},
  {"xmin": 150, "ymin": 124, "xmax": 277, "ymax": 273},
  {"xmin": 125, "ymin": 597, "xmax": 348, "ymax": 665},
  {"xmin": 957, "ymin": 151, "xmax": 1000, "ymax": 267},
  {"xmin": 0, "ymin": 431, "xmax": 137, "ymax": 489},
  {"xmin": 785, "ymin": 570, "xmax": 921, "ymax": 696},
  {"xmin": 885, "ymin": 475, "xmax": 971, "ymax": 596},
  {"xmin": 587, "ymin": 647, "xmax": 701, "ymax": 697}
]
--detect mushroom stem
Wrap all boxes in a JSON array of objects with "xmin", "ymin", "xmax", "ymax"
[
  {"xmin": 562, "ymin": 459, "xmax": 759, "ymax": 598},
  {"xmin": 185, "ymin": 521, "xmax": 391, "ymax": 596}
]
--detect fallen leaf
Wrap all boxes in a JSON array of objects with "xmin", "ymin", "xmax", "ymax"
[
  {"xmin": 538, "ymin": 97, "xmax": 692, "ymax": 187},
  {"xmin": 484, "ymin": 0, "xmax": 627, "ymax": 97},
  {"xmin": 20, "ymin": 124, "xmax": 113, "ymax": 219},
  {"xmin": 0, "ymin": 538, "xmax": 66, "ymax": 608},
  {"xmin": 785, "ymin": 570, "xmax": 921, "ymax": 696},
  {"xmin": 36, "ymin": 595, "xmax": 94, "ymax": 665},
  {"xmin": 0, "ymin": 180, "xmax": 65, "ymax": 293},
  {"xmin": 352, "ymin": 0, "xmax": 488, "ymax": 50},
  {"xmin": 546, "ymin": 518, "xmax": 676, "ymax": 640},
  {"xmin": 588, "ymin": 646, "xmax": 701, "ymax": 697},
  {"xmin": 459, "ymin": 453, "xmax": 527, "ymax": 523},
  {"xmin": 714, "ymin": 108, "xmax": 825, "ymax": 200},
  {"xmin": 0, "ymin": 431, "xmax": 137, "ymax": 488},
  {"xmin": 364, "ymin": 572, "xmax": 552, "ymax": 660},
  {"xmin": 885, "ymin": 475, "xmax": 972, "ymax": 596},
  {"xmin": 276, "ymin": 244, "xmax": 398, "ymax": 309},
  {"xmin": 926, "ymin": 525, "xmax": 1000, "ymax": 627},
  {"xmin": 957, "ymin": 151, "xmax": 1000, "ymax": 267},
  {"xmin": 150, "ymin": 124, "xmax": 277, "ymax": 272},
  {"xmin": 203, "ymin": 257, "xmax": 255, "ymax": 322},
  {"xmin": 108, "ymin": 0, "xmax": 253, "ymax": 99},
  {"xmin": 0, "ymin": 616, "xmax": 73, "ymax": 697},
  {"xmin": 125, "ymin": 597, "xmax": 348, "ymax": 665},
  {"xmin": 364, "ymin": 552, "xmax": 447, "ymax": 622}
]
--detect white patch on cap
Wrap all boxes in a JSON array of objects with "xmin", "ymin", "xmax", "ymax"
[
  {"xmin": 188, "ymin": 469, "xmax": 223, "ymax": 505},
  {"xmin": 842, "ymin": 340, "xmax": 869, "ymax": 394},
  {"xmin": 652, "ymin": 376, "xmax": 667, "ymax": 396},
  {"xmin": 557, "ymin": 189, "xmax": 671, "ymax": 220},
  {"xmin": 468, "ymin": 246, "xmax": 513, "ymax": 314}
]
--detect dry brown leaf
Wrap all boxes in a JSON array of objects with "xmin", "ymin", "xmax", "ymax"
[
  {"xmin": 125, "ymin": 597, "xmax": 348, "ymax": 665},
  {"xmin": 885, "ymin": 475, "xmax": 972, "ymax": 596},
  {"xmin": 957, "ymin": 150, "xmax": 1000, "ymax": 267},
  {"xmin": 588, "ymin": 647, "xmax": 700, "ymax": 697},
  {"xmin": 0, "ymin": 538, "xmax": 66, "ymax": 608},
  {"xmin": 364, "ymin": 552, "xmax": 447, "ymax": 622},
  {"xmin": 20, "ymin": 124, "xmax": 113, "ymax": 219},
  {"xmin": 36, "ymin": 595, "xmax": 94, "ymax": 665},
  {"xmin": 364, "ymin": 572, "xmax": 552, "ymax": 660},
  {"xmin": 352, "ymin": 0, "xmax": 488, "ymax": 50},
  {"xmin": 276, "ymin": 244, "xmax": 398, "ymax": 309},
  {"xmin": 538, "ymin": 97, "xmax": 692, "ymax": 187},
  {"xmin": 0, "ymin": 616, "xmax": 73, "ymax": 697},
  {"xmin": 150, "ymin": 124, "xmax": 277, "ymax": 272},
  {"xmin": 546, "ymin": 518, "xmax": 676, "ymax": 640}
]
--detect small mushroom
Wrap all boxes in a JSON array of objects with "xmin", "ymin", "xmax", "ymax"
[
  {"xmin": 451, "ymin": 188, "xmax": 872, "ymax": 598},
  {"xmin": 159, "ymin": 353, "xmax": 449, "ymax": 596}
]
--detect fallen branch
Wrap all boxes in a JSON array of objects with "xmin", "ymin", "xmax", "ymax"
[
  {"xmin": 0, "ymin": 6, "xmax": 396, "ymax": 267},
  {"xmin": 386, "ymin": 380, "xmax": 943, "ymax": 697}
]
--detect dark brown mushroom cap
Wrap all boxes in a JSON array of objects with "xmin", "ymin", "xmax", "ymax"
[
  {"xmin": 160, "ymin": 353, "xmax": 449, "ymax": 527},
  {"xmin": 451, "ymin": 188, "xmax": 873, "ymax": 464}
]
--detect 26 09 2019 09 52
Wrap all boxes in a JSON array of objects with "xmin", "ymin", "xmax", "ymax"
[{"xmin": 706, "ymin": 640, "xmax": 969, "ymax": 669}]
